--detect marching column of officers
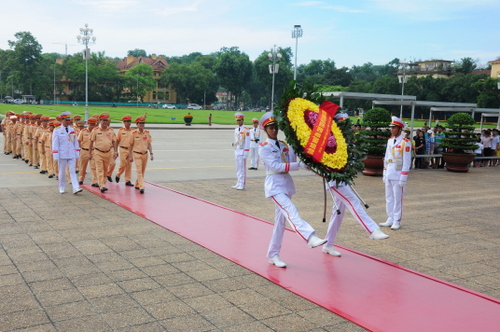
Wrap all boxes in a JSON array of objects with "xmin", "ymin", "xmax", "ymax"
[{"xmin": 1, "ymin": 110, "xmax": 153, "ymax": 194}]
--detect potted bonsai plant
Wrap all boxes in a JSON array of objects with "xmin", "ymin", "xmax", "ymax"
[
  {"xmin": 359, "ymin": 107, "xmax": 392, "ymax": 176},
  {"xmin": 439, "ymin": 112, "xmax": 478, "ymax": 172},
  {"xmin": 183, "ymin": 113, "xmax": 193, "ymax": 126}
]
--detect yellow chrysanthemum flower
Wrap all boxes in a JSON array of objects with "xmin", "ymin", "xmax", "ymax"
[{"xmin": 287, "ymin": 98, "xmax": 348, "ymax": 170}]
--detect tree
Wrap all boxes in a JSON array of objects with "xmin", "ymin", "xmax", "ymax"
[
  {"xmin": 125, "ymin": 63, "xmax": 156, "ymax": 102},
  {"xmin": 127, "ymin": 48, "xmax": 147, "ymax": 57},
  {"xmin": 167, "ymin": 52, "xmax": 204, "ymax": 65},
  {"xmin": 8, "ymin": 31, "xmax": 43, "ymax": 95},
  {"xmin": 454, "ymin": 57, "xmax": 477, "ymax": 74},
  {"xmin": 473, "ymin": 76, "xmax": 500, "ymax": 108},
  {"xmin": 214, "ymin": 47, "xmax": 252, "ymax": 109},
  {"xmin": 253, "ymin": 47, "xmax": 293, "ymax": 108},
  {"xmin": 160, "ymin": 61, "xmax": 214, "ymax": 104}
]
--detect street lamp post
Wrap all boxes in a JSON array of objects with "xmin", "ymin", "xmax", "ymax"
[
  {"xmin": 76, "ymin": 24, "xmax": 96, "ymax": 122},
  {"xmin": 398, "ymin": 59, "xmax": 409, "ymax": 119},
  {"xmin": 268, "ymin": 45, "xmax": 282, "ymax": 110},
  {"xmin": 291, "ymin": 25, "xmax": 303, "ymax": 81}
]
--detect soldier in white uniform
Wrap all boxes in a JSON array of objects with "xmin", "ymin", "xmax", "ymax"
[
  {"xmin": 248, "ymin": 118, "xmax": 263, "ymax": 170},
  {"xmin": 323, "ymin": 113, "xmax": 389, "ymax": 257},
  {"xmin": 380, "ymin": 116, "xmax": 411, "ymax": 230},
  {"xmin": 258, "ymin": 112, "xmax": 326, "ymax": 268},
  {"xmin": 52, "ymin": 112, "xmax": 82, "ymax": 194},
  {"xmin": 232, "ymin": 112, "xmax": 250, "ymax": 190}
]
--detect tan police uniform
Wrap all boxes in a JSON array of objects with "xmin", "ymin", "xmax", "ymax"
[
  {"xmin": 77, "ymin": 121, "xmax": 95, "ymax": 184},
  {"xmin": 129, "ymin": 115, "xmax": 153, "ymax": 192},
  {"xmin": 89, "ymin": 113, "xmax": 117, "ymax": 191},
  {"xmin": 116, "ymin": 115, "xmax": 134, "ymax": 184}
]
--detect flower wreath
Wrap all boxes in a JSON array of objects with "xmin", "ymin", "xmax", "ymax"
[{"xmin": 275, "ymin": 83, "xmax": 365, "ymax": 185}]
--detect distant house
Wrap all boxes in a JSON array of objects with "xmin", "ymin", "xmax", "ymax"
[
  {"xmin": 488, "ymin": 58, "xmax": 500, "ymax": 79},
  {"xmin": 397, "ymin": 60, "xmax": 455, "ymax": 80},
  {"xmin": 117, "ymin": 54, "xmax": 177, "ymax": 103},
  {"xmin": 54, "ymin": 54, "xmax": 177, "ymax": 103}
]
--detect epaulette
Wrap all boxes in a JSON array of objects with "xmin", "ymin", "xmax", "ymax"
[
  {"xmin": 403, "ymin": 138, "xmax": 410, "ymax": 142},
  {"xmin": 279, "ymin": 140, "xmax": 288, "ymax": 147},
  {"xmin": 259, "ymin": 142, "xmax": 268, "ymax": 146}
]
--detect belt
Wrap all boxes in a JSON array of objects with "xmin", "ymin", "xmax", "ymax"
[
  {"xmin": 133, "ymin": 151, "xmax": 148, "ymax": 155},
  {"xmin": 95, "ymin": 148, "xmax": 110, "ymax": 153},
  {"xmin": 81, "ymin": 147, "xmax": 89, "ymax": 151},
  {"xmin": 120, "ymin": 146, "xmax": 128, "ymax": 149},
  {"xmin": 266, "ymin": 171, "xmax": 288, "ymax": 175}
]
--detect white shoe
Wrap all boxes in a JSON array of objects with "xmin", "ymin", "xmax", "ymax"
[
  {"xmin": 322, "ymin": 246, "xmax": 341, "ymax": 257},
  {"xmin": 369, "ymin": 229, "xmax": 390, "ymax": 240},
  {"xmin": 307, "ymin": 235, "xmax": 327, "ymax": 248},
  {"xmin": 391, "ymin": 222, "xmax": 401, "ymax": 230},
  {"xmin": 379, "ymin": 220, "xmax": 393, "ymax": 227},
  {"xmin": 231, "ymin": 185, "xmax": 239, "ymax": 189},
  {"xmin": 236, "ymin": 186, "xmax": 245, "ymax": 190},
  {"xmin": 59, "ymin": 189, "xmax": 65, "ymax": 194},
  {"xmin": 73, "ymin": 188, "xmax": 83, "ymax": 194},
  {"xmin": 269, "ymin": 255, "xmax": 286, "ymax": 268}
]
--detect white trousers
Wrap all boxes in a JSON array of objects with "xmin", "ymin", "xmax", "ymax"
[
  {"xmin": 385, "ymin": 179, "xmax": 405, "ymax": 224},
  {"xmin": 234, "ymin": 152, "xmax": 247, "ymax": 187},
  {"xmin": 250, "ymin": 146, "xmax": 259, "ymax": 168},
  {"xmin": 267, "ymin": 193, "xmax": 315, "ymax": 258},
  {"xmin": 58, "ymin": 158, "xmax": 79, "ymax": 192},
  {"xmin": 325, "ymin": 185, "xmax": 379, "ymax": 246}
]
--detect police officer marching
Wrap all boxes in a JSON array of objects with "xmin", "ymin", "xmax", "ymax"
[
  {"xmin": 128, "ymin": 115, "xmax": 153, "ymax": 194},
  {"xmin": 52, "ymin": 112, "xmax": 82, "ymax": 194}
]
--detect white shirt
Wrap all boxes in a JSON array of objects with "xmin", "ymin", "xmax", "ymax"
[
  {"xmin": 52, "ymin": 125, "xmax": 80, "ymax": 160},
  {"xmin": 383, "ymin": 134, "xmax": 412, "ymax": 181},
  {"xmin": 259, "ymin": 138, "xmax": 300, "ymax": 198}
]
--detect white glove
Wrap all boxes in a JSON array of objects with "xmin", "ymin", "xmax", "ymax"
[
  {"xmin": 243, "ymin": 153, "xmax": 248, "ymax": 159},
  {"xmin": 398, "ymin": 180, "xmax": 407, "ymax": 188},
  {"xmin": 53, "ymin": 157, "xmax": 59, "ymax": 162},
  {"xmin": 382, "ymin": 176, "xmax": 387, "ymax": 184}
]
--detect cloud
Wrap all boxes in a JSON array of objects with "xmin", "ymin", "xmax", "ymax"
[{"xmin": 156, "ymin": 0, "xmax": 205, "ymax": 16}]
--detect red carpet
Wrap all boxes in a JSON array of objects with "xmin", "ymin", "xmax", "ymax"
[{"xmin": 84, "ymin": 182, "xmax": 500, "ymax": 332}]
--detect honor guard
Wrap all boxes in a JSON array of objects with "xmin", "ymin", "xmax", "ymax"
[
  {"xmin": 89, "ymin": 112, "xmax": 118, "ymax": 193},
  {"xmin": 115, "ymin": 115, "xmax": 134, "ymax": 186},
  {"xmin": 52, "ymin": 112, "xmax": 82, "ymax": 194},
  {"xmin": 380, "ymin": 116, "xmax": 412, "ymax": 230},
  {"xmin": 248, "ymin": 118, "xmax": 263, "ymax": 170},
  {"xmin": 323, "ymin": 113, "xmax": 389, "ymax": 257},
  {"xmin": 232, "ymin": 112, "xmax": 250, "ymax": 189},
  {"xmin": 128, "ymin": 115, "xmax": 153, "ymax": 194},
  {"xmin": 258, "ymin": 112, "xmax": 326, "ymax": 268}
]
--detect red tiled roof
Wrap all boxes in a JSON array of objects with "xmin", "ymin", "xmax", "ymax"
[
  {"xmin": 488, "ymin": 58, "xmax": 500, "ymax": 64},
  {"xmin": 117, "ymin": 56, "xmax": 169, "ymax": 72}
]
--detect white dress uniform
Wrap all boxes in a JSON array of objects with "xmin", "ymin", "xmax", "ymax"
[
  {"xmin": 52, "ymin": 124, "xmax": 81, "ymax": 193},
  {"xmin": 382, "ymin": 133, "xmax": 412, "ymax": 228},
  {"xmin": 249, "ymin": 125, "xmax": 263, "ymax": 169},
  {"xmin": 325, "ymin": 181, "xmax": 382, "ymax": 247},
  {"xmin": 233, "ymin": 124, "xmax": 250, "ymax": 188},
  {"xmin": 259, "ymin": 138, "xmax": 316, "ymax": 258}
]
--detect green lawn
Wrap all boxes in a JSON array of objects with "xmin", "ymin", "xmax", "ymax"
[
  {"xmin": 1, "ymin": 104, "xmax": 496, "ymax": 128},
  {"xmin": 0, "ymin": 104, "xmax": 260, "ymax": 125}
]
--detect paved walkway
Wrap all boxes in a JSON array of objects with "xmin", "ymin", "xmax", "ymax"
[{"xmin": 0, "ymin": 137, "xmax": 499, "ymax": 331}]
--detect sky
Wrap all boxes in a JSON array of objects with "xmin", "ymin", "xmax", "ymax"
[{"xmin": 0, "ymin": 0, "xmax": 499, "ymax": 69}]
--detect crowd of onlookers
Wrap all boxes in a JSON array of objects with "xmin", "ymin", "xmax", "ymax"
[{"xmin": 406, "ymin": 125, "xmax": 499, "ymax": 169}]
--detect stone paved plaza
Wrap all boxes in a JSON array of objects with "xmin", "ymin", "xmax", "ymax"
[{"xmin": 0, "ymin": 129, "xmax": 499, "ymax": 331}]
